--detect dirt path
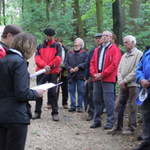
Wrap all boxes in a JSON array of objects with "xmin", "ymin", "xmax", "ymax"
[{"xmin": 26, "ymin": 56, "xmax": 141, "ymax": 150}]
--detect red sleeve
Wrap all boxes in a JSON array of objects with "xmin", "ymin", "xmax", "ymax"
[
  {"xmin": 90, "ymin": 48, "xmax": 98, "ymax": 77},
  {"xmin": 35, "ymin": 55, "xmax": 47, "ymax": 69},
  {"xmin": 101, "ymin": 45, "xmax": 121, "ymax": 78},
  {"xmin": 0, "ymin": 45, "xmax": 6, "ymax": 59}
]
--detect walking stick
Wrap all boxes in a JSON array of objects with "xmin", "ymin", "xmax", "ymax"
[{"xmin": 56, "ymin": 73, "xmax": 62, "ymax": 101}]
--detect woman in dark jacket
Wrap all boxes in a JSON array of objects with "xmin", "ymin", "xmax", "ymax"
[{"xmin": 0, "ymin": 32, "xmax": 45, "ymax": 150}]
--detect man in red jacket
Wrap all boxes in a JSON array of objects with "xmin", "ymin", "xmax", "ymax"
[
  {"xmin": 32, "ymin": 28, "xmax": 62, "ymax": 121},
  {"xmin": 90, "ymin": 30, "xmax": 121, "ymax": 129}
]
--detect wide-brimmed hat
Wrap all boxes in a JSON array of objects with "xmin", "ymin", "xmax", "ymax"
[{"xmin": 136, "ymin": 88, "xmax": 148, "ymax": 105}]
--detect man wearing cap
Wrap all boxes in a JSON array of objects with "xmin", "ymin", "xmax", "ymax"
[
  {"xmin": 32, "ymin": 28, "xmax": 62, "ymax": 121},
  {"xmin": 90, "ymin": 30, "xmax": 121, "ymax": 129},
  {"xmin": 85, "ymin": 33, "xmax": 103, "ymax": 121},
  {"xmin": 133, "ymin": 45, "xmax": 150, "ymax": 150},
  {"xmin": 0, "ymin": 24, "xmax": 23, "ymax": 59},
  {"xmin": 107, "ymin": 35, "xmax": 143, "ymax": 135}
]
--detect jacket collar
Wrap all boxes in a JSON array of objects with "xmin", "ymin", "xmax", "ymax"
[
  {"xmin": 44, "ymin": 38, "xmax": 55, "ymax": 46},
  {"xmin": 8, "ymin": 49, "xmax": 23, "ymax": 58}
]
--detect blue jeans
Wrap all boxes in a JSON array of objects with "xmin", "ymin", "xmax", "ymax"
[{"xmin": 68, "ymin": 79, "xmax": 84, "ymax": 110}]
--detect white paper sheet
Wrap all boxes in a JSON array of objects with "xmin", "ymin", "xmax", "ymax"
[
  {"xmin": 30, "ymin": 69, "xmax": 46, "ymax": 78},
  {"xmin": 31, "ymin": 82, "xmax": 63, "ymax": 90}
]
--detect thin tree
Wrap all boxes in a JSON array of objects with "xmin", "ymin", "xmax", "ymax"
[
  {"xmin": 2, "ymin": 0, "xmax": 6, "ymax": 25},
  {"xmin": 0, "ymin": 0, "xmax": 1, "ymax": 24},
  {"xmin": 46, "ymin": 0, "xmax": 50, "ymax": 21},
  {"xmin": 130, "ymin": 0, "xmax": 142, "ymax": 34},
  {"xmin": 112, "ymin": 0, "xmax": 123, "ymax": 45},
  {"xmin": 72, "ymin": 0, "xmax": 84, "ymax": 39},
  {"xmin": 96, "ymin": 0, "xmax": 103, "ymax": 32}
]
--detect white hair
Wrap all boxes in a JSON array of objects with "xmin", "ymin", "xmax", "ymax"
[
  {"xmin": 75, "ymin": 37, "xmax": 84, "ymax": 48},
  {"xmin": 102, "ymin": 30, "xmax": 113, "ymax": 37},
  {"xmin": 123, "ymin": 35, "xmax": 136, "ymax": 45}
]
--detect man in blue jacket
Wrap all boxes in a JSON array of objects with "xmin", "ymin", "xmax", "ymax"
[{"xmin": 133, "ymin": 45, "xmax": 150, "ymax": 150}]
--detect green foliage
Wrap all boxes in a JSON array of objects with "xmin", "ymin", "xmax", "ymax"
[
  {"xmin": 1, "ymin": 0, "xmax": 149, "ymax": 51},
  {"xmin": 124, "ymin": 2, "xmax": 150, "ymax": 51}
]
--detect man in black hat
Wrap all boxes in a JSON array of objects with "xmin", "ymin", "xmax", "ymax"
[
  {"xmin": 32, "ymin": 28, "xmax": 62, "ymax": 121},
  {"xmin": 0, "ymin": 24, "xmax": 23, "ymax": 59},
  {"xmin": 85, "ymin": 33, "xmax": 103, "ymax": 121}
]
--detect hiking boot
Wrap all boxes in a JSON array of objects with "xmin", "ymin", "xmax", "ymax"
[
  {"xmin": 104, "ymin": 124, "xmax": 113, "ymax": 130},
  {"xmin": 107, "ymin": 126, "xmax": 121, "ymax": 134},
  {"xmin": 90, "ymin": 122, "xmax": 101, "ymax": 128},
  {"xmin": 63, "ymin": 105, "xmax": 68, "ymax": 109},
  {"xmin": 47, "ymin": 105, "xmax": 52, "ymax": 109},
  {"xmin": 32, "ymin": 113, "xmax": 41, "ymax": 119},
  {"xmin": 86, "ymin": 116, "xmax": 93, "ymax": 121},
  {"xmin": 133, "ymin": 141, "xmax": 150, "ymax": 150},
  {"xmin": 77, "ymin": 108, "xmax": 83, "ymax": 113},
  {"xmin": 122, "ymin": 130, "xmax": 135, "ymax": 135},
  {"xmin": 52, "ymin": 115, "xmax": 59, "ymax": 121},
  {"xmin": 68, "ymin": 108, "xmax": 76, "ymax": 112}
]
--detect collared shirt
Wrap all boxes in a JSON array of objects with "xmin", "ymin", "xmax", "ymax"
[
  {"xmin": 98, "ymin": 42, "xmax": 110, "ymax": 71},
  {"xmin": 126, "ymin": 47, "xmax": 136, "ymax": 55}
]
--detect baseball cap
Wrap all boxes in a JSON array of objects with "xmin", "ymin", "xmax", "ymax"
[
  {"xmin": 136, "ymin": 88, "xmax": 148, "ymax": 105},
  {"xmin": 94, "ymin": 33, "xmax": 102, "ymax": 38}
]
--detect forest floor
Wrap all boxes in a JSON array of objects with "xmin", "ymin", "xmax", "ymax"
[{"xmin": 26, "ymin": 56, "xmax": 142, "ymax": 150}]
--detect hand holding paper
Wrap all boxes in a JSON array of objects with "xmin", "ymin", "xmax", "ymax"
[
  {"xmin": 30, "ymin": 69, "xmax": 46, "ymax": 78},
  {"xmin": 31, "ymin": 82, "xmax": 63, "ymax": 90}
]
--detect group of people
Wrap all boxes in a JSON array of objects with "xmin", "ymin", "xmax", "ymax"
[{"xmin": 0, "ymin": 24, "xmax": 150, "ymax": 150}]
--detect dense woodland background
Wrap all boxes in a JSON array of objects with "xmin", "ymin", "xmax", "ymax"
[{"xmin": 0, "ymin": 0, "xmax": 150, "ymax": 51}]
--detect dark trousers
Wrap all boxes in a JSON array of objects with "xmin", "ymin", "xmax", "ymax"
[
  {"xmin": 0, "ymin": 123, "xmax": 28, "ymax": 150},
  {"xmin": 142, "ymin": 95, "xmax": 150, "ymax": 141},
  {"xmin": 34, "ymin": 74, "xmax": 58, "ymax": 116},
  {"xmin": 87, "ymin": 77, "xmax": 94, "ymax": 117},
  {"xmin": 60, "ymin": 76, "xmax": 68, "ymax": 106},
  {"xmin": 93, "ymin": 81, "xmax": 115, "ymax": 126}
]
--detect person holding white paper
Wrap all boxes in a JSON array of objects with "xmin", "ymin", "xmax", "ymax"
[
  {"xmin": 32, "ymin": 28, "xmax": 62, "ymax": 121},
  {"xmin": 0, "ymin": 32, "xmax": 45, "ymax": 150}
]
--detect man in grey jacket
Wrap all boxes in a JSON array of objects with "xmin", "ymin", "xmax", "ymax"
[{"xmin": 107, "ymin": 35, "xmax": 143, "ymax": 135}]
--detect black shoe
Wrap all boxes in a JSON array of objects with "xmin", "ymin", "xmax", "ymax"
[
  {"xmin": 137, "ymin": 135, "xmax": 143, "ymax": 141},
  {"xmin": 68, "ymin": 108, "xmax": 76, "ymax": 112},
  {"xmin": 133, "ymin": 141, "xmax": 150, "ymax": 150},
  {"xmin": 52, "ymin": 115, "xmax": 59, "ymax": 121},
  {"xmin": 77, "ymin": 109, "xmax": 83, "ymax": 113},
  {"xmin": 86, "ymin": 116, "xmax": 93, "ymax": 121},
  {"xmin": 90, "ymin": 122, "xmax": 101, "ymax": 128},
  {"xmin": 104, "ymin": 124, "xmax": 113, "ymax": 130},
  {"xmin": 32, "ymin": 113, "xmax": 41, "ymax": 119}
]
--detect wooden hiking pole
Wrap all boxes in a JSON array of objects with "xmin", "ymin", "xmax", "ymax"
[{"xmin": 56, "ymin": 73, "xmax": 62, "ymax": 101}]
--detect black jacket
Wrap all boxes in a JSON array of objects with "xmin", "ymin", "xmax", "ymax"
[
  {"xmin": 0, "ymin": 49, "xmax": 38, "ymax": 124},
  {"xmin": 65, "ymin": 49, "xmax": 88, "ymax": 80}
]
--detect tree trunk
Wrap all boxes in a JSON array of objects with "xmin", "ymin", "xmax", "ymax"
[
  {"xmin": 96, "ymin": 0, "xmax": 103, "ymax": 32},
  {"xmin": 112, "ymin": 0, "xmax": 123, "ymax": 45},
  {"xmin": 0, "ymin": 0, "xmax": 1, "ymax": 24},
  {"xmin": 21, "ymin": 0, "xmax": 24, "ymax": 18},
  {"xmin": 2, "ymin": 0, "xmax": 6, "ymax": 25},
  {"xmin": 121, "ymin": 0, "xmax": 125, "ymax": 32},
  {"xmin": 72, "ymin": 0, "xmax": 85, "ymax": 39},
  {"xmin": 46, "ymin": 0, "xmax": 50, "ymax": 21},
  {"xmin": 130, "ymin": 0, "xmax": 142, "ymax": 34}
]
